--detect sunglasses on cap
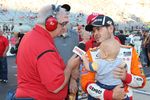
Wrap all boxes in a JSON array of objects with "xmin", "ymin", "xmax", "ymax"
[{"xmin": 59, "ymin": 21, "xmax": 68, "ymax": 27}]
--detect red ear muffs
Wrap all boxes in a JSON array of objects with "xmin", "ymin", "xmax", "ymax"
[{"xmin": 45, "ymin": 16, "xmax": 58, "ymax": 31}]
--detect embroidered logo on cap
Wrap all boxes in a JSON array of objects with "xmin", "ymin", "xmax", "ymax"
[{"xmin": 107, "ymin": 21, "xmax": 113, "ymax": 25}]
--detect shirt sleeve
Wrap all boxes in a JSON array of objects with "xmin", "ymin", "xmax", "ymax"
[
  {"xmin": 37, "ymin": 51, "xmax": 65, "ymax": 92},
  {"xmin": 89, "ymin": 62, "xmax": 99, "ymax": 71},
  {"xmin": 86, "ymin": 83, "xmax": 113, "ymax": 99},
  {"xmin": 125, "ymin": 47, "xmax": 146, "ymax": 88}
]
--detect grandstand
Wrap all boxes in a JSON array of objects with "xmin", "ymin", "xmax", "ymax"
[{"xmin": 0, "ymin": 0, "xmax": 150, "ymax": 30}]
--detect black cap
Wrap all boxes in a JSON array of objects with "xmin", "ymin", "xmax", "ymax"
[
  {"xmin": 61, "ymin": 4, "xmax": 71, "ymax": 12},
  {"xmin": 85, "ymin": 15, "xmax": 114, "ymax": 32}
]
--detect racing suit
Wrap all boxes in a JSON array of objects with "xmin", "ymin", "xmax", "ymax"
[{"xmin": 80, "ymin": 43, "xmax": 146, "ymax": 100}]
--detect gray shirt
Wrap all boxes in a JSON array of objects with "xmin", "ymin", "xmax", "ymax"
[
  {"xmin": 96, "ymin": 58, "xmax": 122, "ymax": 86},
  {"xmin": 55, "ymin": 29, "xmax": 79, "ymax": 64}
]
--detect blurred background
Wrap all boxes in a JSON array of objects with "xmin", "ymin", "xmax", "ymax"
[{"xmin": 0, "ymin": 0, "xmax": 150, "ymax": 100}]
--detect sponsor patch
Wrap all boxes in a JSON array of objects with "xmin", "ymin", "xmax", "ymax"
[
  {"xmin": 89, "ymin": 85, "xmax": 102, "ymax": 94},
  {"xmin": 123, "ymin": 51, "xmax": 131, "ymax": 56}
]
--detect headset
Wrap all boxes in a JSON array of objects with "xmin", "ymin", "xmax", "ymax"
[{"xmin": 45, "ymin": 5, "xmax": 61, "ymax": 32}]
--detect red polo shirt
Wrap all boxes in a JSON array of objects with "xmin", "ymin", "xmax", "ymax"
[
  {"xmin": 16, "ymin": 24, "xmax": 67, "ymax": 100},
  {"xmin": 0, "ymin": 36, "xmax": 9, "ymax": 57}
]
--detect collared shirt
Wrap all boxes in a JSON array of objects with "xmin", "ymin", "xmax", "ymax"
[
  {"xmin": 16, "ymin": 24, "xmax": 67, "ymax": 100},
  {"xmin": 0, "ymin": 35, "xmax": 9, "ymax": 57},
  {"xmin": 55, "ymin": 29, "xmax": 79, "ymax": 64}
]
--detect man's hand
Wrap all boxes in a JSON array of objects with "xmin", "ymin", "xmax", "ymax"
[
  {"xmin": 113, "ymin": 84, "xmax": 126, "ymax": 100},
  {"xmin": 67, "ymin": 54, "xmax": 80, "ymax": 70},
  {"xmin": 113, "ymin": 63, "xmax": 127, "ymax": 81},
  {"xmin": 81, "ymin": 54, "xmax": 90, "ymax": 70},
  {"xmin": 69, "ymin": 78, "xmax": 78, "ymax": 94}
]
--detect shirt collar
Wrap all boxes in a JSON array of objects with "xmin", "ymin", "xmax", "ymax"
[{"xmin": 33, "ymin": 24, "xmax": 55, "ymax": 45}]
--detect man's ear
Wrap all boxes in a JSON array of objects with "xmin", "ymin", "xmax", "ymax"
[{"xmin": 107, "ymin": 25, "xmax": 114, "ymax": 34}]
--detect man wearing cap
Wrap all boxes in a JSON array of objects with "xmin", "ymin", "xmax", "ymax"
[
  {"xmin": 15, "ymin": 4, "xmax": 80, "ymax": 100},
  {"xmin": 85, "ymin": 13, "xmax": 121, "ymax": 51},
  {"xmin": 80, "ymin": 14, "xmax": 146, "ymax": 100}
]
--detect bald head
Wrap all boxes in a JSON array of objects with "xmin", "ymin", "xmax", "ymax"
[
  {"xmin": 37, "ymin": 4, "xmax": 70, "ymax": 25},
  {"xmin": 99, "ymin": 39, "xmax": 120, "ymax": 59}
]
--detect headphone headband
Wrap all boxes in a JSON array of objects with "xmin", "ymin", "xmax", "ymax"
[{"xmin": 51, "ymin": 4, "xmax": 61, "ymax": 16}]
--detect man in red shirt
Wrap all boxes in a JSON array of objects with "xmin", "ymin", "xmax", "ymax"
[
  {"xmin": 15, "ymin": 4, "xmax": 80, "ymax": 100},
  {"xmin": 0, "ymin": 29, "xmax": 9, "ymax": 83}
]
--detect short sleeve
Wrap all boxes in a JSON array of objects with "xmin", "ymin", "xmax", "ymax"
[{"xmin": 37, "ymin": 51, "xmax": 65, "ymax": 92}]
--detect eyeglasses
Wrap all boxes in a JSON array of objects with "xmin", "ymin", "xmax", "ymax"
[{"xmin": 59, "ymin": 21, "xmax": 68, "ymax": 27}]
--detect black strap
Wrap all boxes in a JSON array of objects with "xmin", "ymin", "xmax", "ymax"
[{"xmin": 37, "ymin": 50, "xmax": 55, "ymax": 60}]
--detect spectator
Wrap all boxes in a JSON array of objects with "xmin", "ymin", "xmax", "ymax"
[
  {"xmin": 143, "ymin": 33, "xmax": 150, "ymax": 67},
  {"xmin": 15, "ymin": 4, "xmax": 80, "ymax": 100},
  {"xmin": 80, "ymin": 29, "xmax": 91, "ymax": 44},
  {"xmin": 55, "ymin": 24, "xmax": 79, "ymax": 64},
  {"xmin": 117, "ymin": 30, "xmax": 127, "ymax": 45},
  {"xmin": 0, "ymin": 29, "xmax": 9, "ymax": 83},
  {"xmin": 10, "ymin": 24, "xmax": 32, "ymax": 54},
  {"xmin": 77, "ymin": 24, "xmax": 84, "ymax": 42},
  {"xmin": 140, "ymin": 29, "xmax": 149, "ymax": 67},
  {"xmin": 54, "ymin": 24, "xmax": 79, "ymax": 99}
]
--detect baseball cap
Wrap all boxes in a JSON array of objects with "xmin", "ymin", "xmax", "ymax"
[
  {"xmin": 85, "ymin": 15, "xmax": 114, "ymax": 32},
  {"xmin": 61, "ymin": 4, "xmax": 71, "ymax": 12},
  {"xmin": 86, "ymin": 13, "xmax": 101, "ymax": 24}
]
